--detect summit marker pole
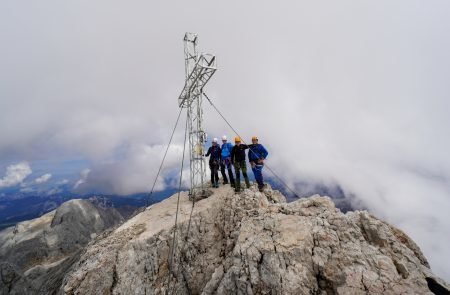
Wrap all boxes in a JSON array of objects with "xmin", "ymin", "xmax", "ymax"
[{"xmin": 178, "ymin": 33, "xmax": 217, "ymax": 200}]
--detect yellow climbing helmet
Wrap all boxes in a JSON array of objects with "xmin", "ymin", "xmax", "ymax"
[
  {"xmin": 234, "ymin": 136, "xmax": 241, "ymax": 142},
  {"xmin": 251, "ymin": 136, "xmax": 258, "ymax": 141}
]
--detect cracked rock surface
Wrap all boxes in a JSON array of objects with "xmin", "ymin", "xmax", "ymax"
[
  {"xmin": 0, "ymin": 199, "xmax": 123, "ymax": 295},
  {"xmin": 60, "ymin": 185, "xmax": 450, "ymax": 294}
]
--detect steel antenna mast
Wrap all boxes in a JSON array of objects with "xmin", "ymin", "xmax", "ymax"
[{"xmin": 178, "ymin": 33, "xmax": 217, "ymax": 200}]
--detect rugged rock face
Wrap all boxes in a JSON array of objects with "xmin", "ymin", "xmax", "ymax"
[
  {"xmin": 60, "ymin": 186, "xmax": 449, "ymax": 294},
  {"xmin": 0, "ymin": 199, "xmax": 124, "ymax": 294}
]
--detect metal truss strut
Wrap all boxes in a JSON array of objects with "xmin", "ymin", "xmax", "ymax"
[{"xmin": 178, "ymin": 33, "xmax": 217, "ymax": 199}]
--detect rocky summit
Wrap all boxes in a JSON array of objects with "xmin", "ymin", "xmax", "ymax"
[{"xmin": 60, "ymin": 185, "xmax": 449, "ymax": 294}]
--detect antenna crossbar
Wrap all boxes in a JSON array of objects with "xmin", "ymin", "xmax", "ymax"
[{"xmin": 178, "ymin": 32, "xmax": 217, "ymax": 199}]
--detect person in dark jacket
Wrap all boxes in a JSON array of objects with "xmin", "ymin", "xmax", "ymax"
[
  {"xmin": 248, "ymin": 136, "xmax": 269, "ymax": 192},
  {"xmin": 205, "ymin": 138, "xmax": 222, "ymax": 188},
  {"xmin": 220, "ymin": 135, "xmax": 235, "ymax": 187},
  {"xmin": 231, "ymin": 137, "xmax": 250, "ymax": 193}
]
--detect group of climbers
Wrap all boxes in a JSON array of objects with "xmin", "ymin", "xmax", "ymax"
[{"xmin": 205, "ymin": 135, "xmax": 268, "ymax": 192}]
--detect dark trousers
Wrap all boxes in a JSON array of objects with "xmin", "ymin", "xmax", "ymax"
[
  {"xmin": 210, "ymin": 162, "xmax": 219, "ymax": 185},
  {"xmin": 234, "ymin": 161, "xmax": 250, "ymax": 190},
  {"xmin": 220, "ymin": 157, "xmax": 235, "ymax": 185}
]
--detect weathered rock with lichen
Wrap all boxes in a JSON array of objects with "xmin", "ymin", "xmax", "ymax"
[{"xmin": 60, "ymin": 185, "xmax": 450, "ymax": 294}]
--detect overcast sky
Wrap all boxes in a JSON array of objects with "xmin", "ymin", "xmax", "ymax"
[{"xmin": 1, "ymin": 0, "xmax": 449, "ymax": 280}]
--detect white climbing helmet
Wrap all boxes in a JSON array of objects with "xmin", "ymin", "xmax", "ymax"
[
  {"xmin": 213, "ymin": 138, "xmax": 218, "ymax": 143},
  {"xmin": 222, "ymin": 135, "xmax": 227, "ymax": 141}
]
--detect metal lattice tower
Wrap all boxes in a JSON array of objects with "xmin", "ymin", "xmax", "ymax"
[{"xmin": 178, "ymin": 33, "xmax": 217, "ymax": 199}]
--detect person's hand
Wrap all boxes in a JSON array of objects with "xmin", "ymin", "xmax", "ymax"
[
  {"xmin": 251, "ymin": 162, "xmax": 256, "ymax": 168},
  {"xmin": 258, "ymin": 159, "xmax": 264, "ymax": 164}
]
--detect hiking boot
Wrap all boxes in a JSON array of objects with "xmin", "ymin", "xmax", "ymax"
[
  {"xmin": 223, "ymin": 181, "xmax": 229, "ymax": 185},
  {"xmin": 258, "ymin": 185, "xmax": 264, "ymax": 192},
  {"xmin": 235, "ymin": 188, "xmax": 241, "ymax": 193}
]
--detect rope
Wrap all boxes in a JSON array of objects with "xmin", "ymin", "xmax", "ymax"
[
  {"xmin": 166, "ymin": 112, "xmax": 189, "ymax": 294},
  {"xmin": 146, "ymin": 108, "xmax": 184, "ymax": 207},
  {"xmin": 203, "ymin": 92, "xmax": 300, "ymax": 198}
]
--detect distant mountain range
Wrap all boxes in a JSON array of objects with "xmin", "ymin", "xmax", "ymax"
[
  {"xmin": 0, "ymin": 189, "xmax": 177, "ymax": 231},
  {"xmin": 0, "ymin": 198, "xmax": 125, "ymax": 294},
  {"xmin": 0, "ymin": 177, "xmax": 360, "ymax": 232},
  {"xmin": 5, "ymin": 184, "xmax": 444, "ymax": 294}
]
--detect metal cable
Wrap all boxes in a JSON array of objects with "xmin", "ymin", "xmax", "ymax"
[
  {"xmin": 183, "ymin": 198, "xmax": 196, "ymax": 243},
  {"xmin": 168, "ymin": 140, "xmax": 197, "ymax": 294},
  {"xmin": 162, "ymin": 92, "xmax": 301, "ymax": 293},
  {"xmin": 146, "ymin": 108, "xmax": 184, "ymax": 207},
  {"xmin": 203, "ymin": 92, "xmax": 300, "ymax": 198},
  {"xmin": 166, "ymin": 112, "xmax": 189, "ymax": 294},
  {"xmin": 166, "ymin": 195, "xmax": 196, "ymax": 295}
]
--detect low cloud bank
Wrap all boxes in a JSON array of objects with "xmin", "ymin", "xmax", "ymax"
[
  {"xmin": 0, "ymin": 162, "xmax": 32, "ymax": 189},
  {"xmin": 34, "ymin": 173, "xmax": 52, "ymax": 184}
]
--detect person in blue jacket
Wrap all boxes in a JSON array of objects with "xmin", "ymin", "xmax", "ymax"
[
  {"xmin": 248, "ymin": 136, "xmax": 269, "ymax": 192},
  {"xmin": 205, "ymin": 138, "xmax": 222, "ymax": 188},
  {"xmin": 220, "ymin": 135, "xmax": 235, "ymax": 187}
]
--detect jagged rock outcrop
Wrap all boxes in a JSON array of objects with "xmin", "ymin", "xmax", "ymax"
[
  {"xmin": 0, "ymin": 199, "xmax": 124, "ymax": 294},
  {"xmin": 60, "ymin": 186, "xmax": 449, "ymax": 294}
]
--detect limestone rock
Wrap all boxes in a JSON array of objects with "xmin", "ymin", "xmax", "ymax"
[
  {"xmin": 60, "ymin": 185, "xmax": 450, "ymax": 294},
  {"xmin": 0, "ymin": 199, "xmax": 123, "ymax": 294}
]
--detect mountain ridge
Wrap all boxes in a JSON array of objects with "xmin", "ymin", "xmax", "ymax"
[
  {"xmin": 59, "ymin": 185, "xmax": 450, "ymax": 294},
  {"xmin": 0, "ymin": 199, "xmax": 124, "ymax": 294}
]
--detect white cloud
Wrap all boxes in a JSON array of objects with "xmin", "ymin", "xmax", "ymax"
[
  {"xmin": 19, "ymin": 186, "xmax": 34, "ymax": 193},
  {"xmin": 56, "ymin": 179, "xmax": 69, "ymax": 185},
  {"xmin": 46, "ymin": 188, "xmax": 62, "ymax": 195},
  {"xmin": 34, "ymin": 173, "xmax": 52, "ymax": 184},
  {"xmin": 73, "ymin": 168, "xmax": 91, "ymax": 190},
  {"xmin": 75, "ymin": 143, "xmax": 185, "ymax": 195},
  {"xmin": 0, "ymin": 162, "xmax": 32, "ymax": 188},
  {"xmin": 0, "ymin": 0, "xmax": 449, "ymax": 281}
]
